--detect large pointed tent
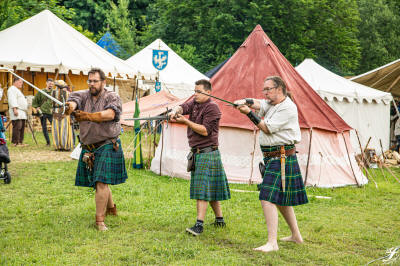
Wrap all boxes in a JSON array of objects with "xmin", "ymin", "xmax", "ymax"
[
  {"xmin": 151, "ymin": 25, "xmax": 367, "ymax": 187},
  {"xmin": 125, "ymin": 39, "xmax": 208, "ymax": 99},
  {"xmin": 296, "ymin": 59, "xmax": 392, "ymax": 153},
  {"xmin": 0, "ymin": 10, "xmax": 135, "ymax": 110}
]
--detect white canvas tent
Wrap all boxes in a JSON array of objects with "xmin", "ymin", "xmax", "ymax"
[
  {"xmin": 0, "ymin": 10, "xmax": 135, "ymax": 78},
  {"xmin": 296, "ymin": 59, "xmax": 392, "ymax": 153},
  {"xmin": 125, "ymin": 39, "xmax": 208, "ymax": 99}
]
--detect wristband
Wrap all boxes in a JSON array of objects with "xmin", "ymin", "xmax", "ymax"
[
  {"xmin": 246, "ymin": 111, "xmax": 261, "ymax": 125},
  {"xmin": 245, "ymin": 98, "xmax": 254, "ymax": 106}
]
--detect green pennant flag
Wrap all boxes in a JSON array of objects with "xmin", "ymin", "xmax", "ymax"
[{"xmin": 132, "ymin": 96, "xmax": 143, "ymax": 168}]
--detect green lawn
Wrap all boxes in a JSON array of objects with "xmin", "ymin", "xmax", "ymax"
[{"xmin": 0, "ymin": 131, "xmax": 399, "ymax": 265}]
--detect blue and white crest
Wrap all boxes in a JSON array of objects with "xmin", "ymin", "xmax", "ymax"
[
  {"xmin": 152, "ymin": 50, "xmax": 168, "ymax": 70},
  {"xmin": 155, "ymin": 81, "xmax": 162, "ymax": 92}
]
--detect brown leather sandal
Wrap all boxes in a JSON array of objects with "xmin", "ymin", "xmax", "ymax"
[
  {"xmin": 106, "ymin": 204, "xmax": 117, "ymax": 216},
  {"xmin": 95, "ymin": 215, "xmax": 108, "ymax": 231}
]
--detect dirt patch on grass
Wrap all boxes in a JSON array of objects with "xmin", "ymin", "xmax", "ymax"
[
  {"xmin": 9, "ymin": 147, "xmax": 74, "ymax": 164},
  {"xmin": 8, "ymin": 145, "xmax": 136, "ymax": 164}
]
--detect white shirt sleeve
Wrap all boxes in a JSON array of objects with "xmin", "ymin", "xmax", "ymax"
[{"xmin": 7, "ymin": 87, "xmax": 18, "ymax": 109}]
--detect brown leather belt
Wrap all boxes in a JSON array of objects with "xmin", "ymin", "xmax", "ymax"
[
  {"xmin": 82, "ymin": 140, "xmax": 110, "ymax": 151},
  {"xmin": 263, "ymin": 147, "xmax": 295, "ymax": 158},
  {"xmin": 191, "ymin": 146, "xmax": 218, "ymax": 154}
]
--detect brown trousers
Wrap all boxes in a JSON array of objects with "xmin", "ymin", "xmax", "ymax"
[{"xmin": 11, "ymin": 119, "xmax": 26, "ymax": 144}]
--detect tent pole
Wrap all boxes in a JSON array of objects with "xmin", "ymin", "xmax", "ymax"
[
  {"xmin": 31, "ymin": 72, "xmax": 35, "ymax": 95},
  {"xmin": 304, "ymin": 127, "xmax": 313, "ymax": 185},
  {"xmin": 54, "ymin": 69, "xmax": 59, "ymax": 81},
  {"xmin": 65, "ymin": 72, "xmax": 74, "ymax": 91},
  {"xmin": 392, "ymin": 99, "xmax": 400, "ymax": 117},
  {"xmin": 153, "ymin": 120, "xmax": 158, "ymax": 157},
  {"xmin": 147, "ymin": 120, "xmax": 152, "ymax": 169},
  {"xmin": 113, "ymin": 77, "xmax": 116, "ymax": 92},
  {"xmin": 378, "ymin": 139, "xmax": 389, "ymax": 181},
  {"xmin": 342, "ymin": 132, "xmax": 360, "ymax": 187},
  {"xmin": 249, "ymin": 128, "xmax": 257, "ymax": 185},
  {"xmin": 383, "ymin": 165, "xmax": 400, "ymax": 184},
  {"xmin": 132, "ymin": 75, "xmax": 138, "ymax": 100},
  {"xmin": 355, "ymin": 129, "xmax": 371, "ymax": 181},
  {"xmin": 159, "ymin": 121, "xmax": 164, "ymax": 176}
]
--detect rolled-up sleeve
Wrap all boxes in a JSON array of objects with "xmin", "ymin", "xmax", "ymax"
[
  {"xmin": 104, "ymin": 93, "xmax": 122, "ymax": 122},
  {"xmin": 67, "ymin": 90, "xmax": 86, "ymax": 111},
  {"xmin": 202, "ymin": 105, "xmax": 221, "ymax": 135},
  {"xmin": 180, "ymin": 100, "xmax": 194, "ymax": 115}
]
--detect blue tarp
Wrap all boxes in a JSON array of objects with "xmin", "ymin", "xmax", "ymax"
[
  {"xmin": 204, "ymin": 57, "xmax": 230, "ymax": 78},
  {"xmin": 97, "ymin": 32, "xmax": 122, "ymax": 56}
]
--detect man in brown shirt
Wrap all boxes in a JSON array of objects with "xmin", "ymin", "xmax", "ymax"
[
  {"xmin": 170, "ymin": 79, "xmax": 231, "ymax": 236},
  {"xmin": 66, "ymin": 68, "xmax": 128, "ymax": 231}
]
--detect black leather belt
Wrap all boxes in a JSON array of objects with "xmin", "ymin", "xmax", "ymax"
[{"xmin": 191, "ymin": 146, "xmax": 218, "ymax": 154}]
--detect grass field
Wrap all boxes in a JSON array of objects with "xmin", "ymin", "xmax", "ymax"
[{"xmin": 0, "ymin": 130, "xmax": 399, "ymax": 265}]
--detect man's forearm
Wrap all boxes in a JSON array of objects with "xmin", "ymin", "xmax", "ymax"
[
  {"xmin": 99, "ymin": 109, "xmax": 116, "ymax": 121},
  {"xmin": 258, "ymin": 121, "xmax": 270, "ymax": 134},
  {"xmin": 185, "ymin": 120, "xmax": 208, "ymax": 136}
]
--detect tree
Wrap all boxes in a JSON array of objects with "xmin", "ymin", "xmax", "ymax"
[
  {"xmin": 0, "ymin": 0, "xmax": 96, "ymax": 41},
  {"xmin": 356, "ymin": 0, "xmax": 400, "ymax": 73},
  {"xmin": 0, "ymin": 0, "xmax": 73, "ymax": 31},
  {"xmin": 106, "ymin": 0, "xmax": 138, "ymax": 59},
  {"xmin": 145, "ymin": 0, "xmax": 361, "ymax": 74},
  {"xmin": 60, "ymin": 0, "xmax": 111, "ymax": 36}
]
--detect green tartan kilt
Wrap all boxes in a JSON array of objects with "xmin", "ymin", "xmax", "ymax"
[
  {"xmin": 75, "ymin": 139, "xmax": 128, "ymax": 188},
  {"xmin": 190, "ymin": 150, "xmax": 231, "ymax": 201},
  {"xmin": 258, "ymin": 145, "xmax": 308, "ymax": 206}
]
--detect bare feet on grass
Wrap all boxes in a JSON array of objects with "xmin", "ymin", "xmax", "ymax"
[
  {"xmin": 253, "ymin": 242, "xmax": 279, "ymax": 253},
  {"xmin": 280, "ymin": 235, "xmax": 303, "ymax": 244}
]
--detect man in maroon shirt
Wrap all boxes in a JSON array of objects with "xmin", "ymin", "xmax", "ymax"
[{"xmin": 170, "ymin": 79, "xmax": 231, "ymax": 236}]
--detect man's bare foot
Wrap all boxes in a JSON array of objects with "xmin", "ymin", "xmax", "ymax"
[
  {"xmin": 280, "ymin": 235, "xmax": 303, "ymax": 243},
  {"xmin": 253, "ymin": 242, "xmax": 279, "ymax": 253}
]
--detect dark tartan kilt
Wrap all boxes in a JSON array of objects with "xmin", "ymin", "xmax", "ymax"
[
  {"xmin": 190, "ymin": 150, "xmax": 231, "ymax": 201},
  {"xmin": 75, "ymin": 139, "xmax": 128, "ymax": 188},
  {"xmin": 259, "ymin": 145, "xmax": 308, "ymax": 206}
]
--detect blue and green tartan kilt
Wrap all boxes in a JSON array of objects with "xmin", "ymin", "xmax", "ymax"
[
  {"xmin": 258, "ymin": 145, "xmax": 308, "ymax": 206},
  {"xmin": 190, "ymin": 150, "xmax": 231, "ymax": 201},
  {"xmin": 75, "ymin": 139, "xmax": 128, "ymax": 188}
]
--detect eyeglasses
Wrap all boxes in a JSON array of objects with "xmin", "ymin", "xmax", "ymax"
[
  {"xmin": 262, "ymin": 86, "xmax": 277, "ymax": 92},
  {"xmin": 87, "ymin": 79, "xmax": 101, "ymax": 84}
]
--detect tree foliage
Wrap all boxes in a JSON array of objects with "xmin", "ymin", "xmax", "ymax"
[
  {"xmin": 1, "ymin": 0, "xmax": 400, "ymax": 75},
  {"xmin": 356, "ymin": 0, "xmax": 400, "ymax": 73},
  {"xmin": 105, "ymin": 0, "xmax": 138, "ymax": 59}
]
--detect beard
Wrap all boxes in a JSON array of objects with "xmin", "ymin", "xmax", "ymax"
[{"xmin": 90, "ymin": 86, "xmax": 101, "ymax": 96}]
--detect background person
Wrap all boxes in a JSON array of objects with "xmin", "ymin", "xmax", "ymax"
[
  {"xmin": 51, "ymin": 80, "xmax": 74, "ymax": 151},
  {"xmin": 32, "ymin": 78, "xmax": 54, "ymax": 146},
  {"xmin": 7, "ymin": 77, "xmax": 28, "ymax": 146}
]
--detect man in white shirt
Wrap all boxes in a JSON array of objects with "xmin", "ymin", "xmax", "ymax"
[
  {"xmin": 7, "ymin": 77, "xmax": 28, "ymax": 146},
  {"xmin": 234, "ymin": 76, "xmax": 308, "ymax": 253}
]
